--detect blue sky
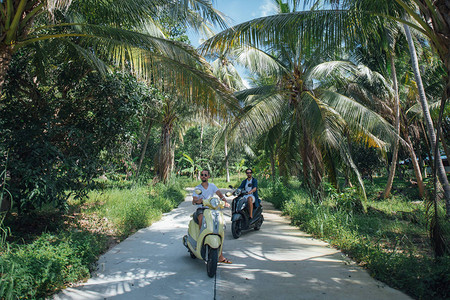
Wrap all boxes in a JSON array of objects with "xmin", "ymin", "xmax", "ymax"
[
  {"xmin": 188, "ymin": 0, "xmax": 277, "ymax": 47},
  {"xmin": 187, "ymin": 0, "xmax": 277, "ymax": 85}
]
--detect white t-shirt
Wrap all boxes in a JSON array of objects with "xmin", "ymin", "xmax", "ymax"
[
  {"xmin": 244, "ymin": 179, "xmax": 253, "ymax": 193},
  {"xmin": 193, "ymin": 182, "xmax": 219, "ymax": 208}
]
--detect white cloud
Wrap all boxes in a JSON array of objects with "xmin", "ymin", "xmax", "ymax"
[{"xmin": 256, "ymin": 0, "xmax": 276, "ymax": 17}]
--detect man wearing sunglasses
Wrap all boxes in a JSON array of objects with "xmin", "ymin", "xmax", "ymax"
[
  {"xmin": 192, "ymin": 169, "xmax": 231, "ymax": 264},
  {"xmin": 238, "ymin": 168, "xmax": 260, "ymax": 219}
]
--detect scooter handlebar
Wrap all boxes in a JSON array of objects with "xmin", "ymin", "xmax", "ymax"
[{"xmin": 203, "ymin": 197, "xmax": 227, "ymax": 209}]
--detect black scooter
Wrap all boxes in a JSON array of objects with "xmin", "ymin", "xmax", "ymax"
[{"xmin": 226, "ymin": 186, "xmax": 264, "ymax": 239}]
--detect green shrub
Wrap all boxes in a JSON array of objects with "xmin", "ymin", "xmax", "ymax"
[
  {"xmin": 259, "ymin": 178, "xmax": 293, "ymax": 209},
  {"xmin": 1, "ymin": 179, "xmax": 186, "ymax": 299},
  {"xmin": 0, "ymin": 231, "xmax": 106, "ymax": 299},
  {"xmin": 85, "ymin": 181, "xmax": 185, "ymax": 237},
  {"xmin": 281, "ymin": 184, "xmax": 450, "ymax": 300}
]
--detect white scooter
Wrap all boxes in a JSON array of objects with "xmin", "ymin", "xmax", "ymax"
[{"xmin": 182, "ymin": 189, "xmax": 226, "ymax": 277}]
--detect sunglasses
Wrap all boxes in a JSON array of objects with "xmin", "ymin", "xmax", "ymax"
[
  {"xmin": 200, "ymin": 174, "xmax": 208, "ymax": 177},
  {"xmin": 246, "ymin": 172, "xmax": 252, "ymax": 174}
]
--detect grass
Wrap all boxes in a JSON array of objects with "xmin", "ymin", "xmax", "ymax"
[
  {"xmin": 0, "ymin": 179, "xmax": 185, "ymax": 299},
  {"xmin": 79, "ymin": 182, "xmax": 184, "ymax": 237},
  {"xmin": 261, "ymin": 177, "xmax": 450, "ymax": 300}
]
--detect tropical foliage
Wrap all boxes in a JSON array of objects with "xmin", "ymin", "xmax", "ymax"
[{"xmin": 0, "ymin": 0, "xmax": 450, "ymax": 298}]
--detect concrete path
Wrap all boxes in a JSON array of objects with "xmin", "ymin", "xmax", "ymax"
[{"xmin": 54, "ymin": 189, "xmax": 411, "ymax": 300}]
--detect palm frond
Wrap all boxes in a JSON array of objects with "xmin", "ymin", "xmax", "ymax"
[
  {"xmin": 210, "ymin": 58, "xmax": 246, "ymax": 91},
  {"xmin": 234, "ymin": 85, "xmax": 280, "ymax": 102},
  {"xmin": 67, "ymin": 0, "xmax": 228, "ymax": 31},
  {"xmin": 226, "ymin": 93, "xmax": 288, "ymax": 146},
  {"xmin": 24, "ymin": 24, "xmax": 240, "ymax": 116},
  {"xmin": 199, "ymin": 9, "xmax": 378, "ymax": 57},
  {"xmin": 320, "ymin": 90, "xmax": 396, "ymax": 144},
  {"xmin": 229, "ymin": 46, "xmax": 288, "ymax": 77}
]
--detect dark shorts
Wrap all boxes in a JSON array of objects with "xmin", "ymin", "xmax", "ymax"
[{"xmin": 193, "ymin": 207, "xmax": 206, "ymax": 224}]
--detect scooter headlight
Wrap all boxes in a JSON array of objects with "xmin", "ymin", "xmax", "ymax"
[{"xmin": 210, "ymin": 197, "xmax": 219, "ymax": 208}]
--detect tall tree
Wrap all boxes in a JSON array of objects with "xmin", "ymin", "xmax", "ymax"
[
  {"xmin": 210, "ymin": 55, "xmax": 246, "ymax": 182},
  {"xmin": 0, "ymin": 0, "xmax": 237, "ymax": 112},
  {"xmin": 404, "ymin": 23, "xmax": 450, "ymax": 214},
  {"xmin": 201, "ymin": 2, "xmax": 396, "ymax": 198}
]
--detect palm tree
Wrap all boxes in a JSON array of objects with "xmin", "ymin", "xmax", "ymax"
[
  {"xmin": 201, "ymin": 1, "xmax": 396, "ymax": 200},
  {"xmin": 345, "ymin": 23, "xmax": 430, "ymax": 198},
  {"xmin": 403, "ymin": 23, "xmax": 450, "ymax": 208},
  {"xmin": 319, "ymin": 0, "xmax": 450, "ymax": 215},
  {"xmin": 201, "ymin": 0, "xmax": 450, "ymax": 213},
  {"xmin": 210, "ymin": 55, "xmax": 246, "ymax": 182},
  {"xmin": 154, "ymin": 94, "xmax": 195, "ymax": 183},
  {"xmin": 0, "ymin": 0, "xmax": 238, "ymax": 111}
]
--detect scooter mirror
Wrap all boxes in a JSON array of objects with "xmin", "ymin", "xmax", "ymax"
[
  {"xmin": 228, "ymin": 185, "xmax": 233, "ymax": 189},
  {"xmin": 194, "ymin": 189, "xmax": 202, "ymax": 195},
  {"xmin": 225, "ymin": 192, "xmax": 232, "ymax": 197}
]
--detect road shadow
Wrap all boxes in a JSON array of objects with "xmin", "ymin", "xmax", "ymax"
[
  {"xmin": 216, "ymin": 201, "xmax": 411, "ymax": 300},
  {"xmin": 54, "ymin": 191, "xmax": 411, "ymax": 300}
]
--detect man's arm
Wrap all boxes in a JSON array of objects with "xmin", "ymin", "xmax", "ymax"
[
  {"xmin": 215, "ymin": 190, "xmax": 227, "ymax": 202},
  {"xmin": 215, "ymin": 190, "xmax": 230, "ymax": 207},
  {"xmin": 192, "ymin": 196, "xmax": 202, "ymax": 205}
]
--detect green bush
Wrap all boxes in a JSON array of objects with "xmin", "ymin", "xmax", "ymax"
[
  {"xmin": 0, "ymin": 231, "xmax": 106, "ymax": 299},
  {"xmin": 1, "ymin": 180, "xmax": 186, "ymax": 299},
  {"xmin": 281, "ymin": 184, "xmax": 450, "ymax": 300},
  {"xmin": 86, "ymin": 181, "xmax": 185, "ymax": 236},
  {"xmin": 259, "ymin": 178, "xmax": 293, "ymax": 209}
]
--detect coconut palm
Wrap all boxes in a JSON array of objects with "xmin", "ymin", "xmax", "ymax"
[
  {"xmin": 210, "ymin": 55, "xmax": 247, "ymax": 182},
  {"xmin": 201, "ymin": 0, "xmax": 450, "ymax": 213},
  {"xmin": 201, "ymin": 1, "xmax": 398, "ymax": 199},
  {"xmin": 315, "ymin": 0, "xmax": 450, "ymax": 215},
  {"xmin": 0, "ymin": 0, "xmax": 239, "ymax": 113},
  {"xmin": 345, "ymin": 22, "xmax": 433, "ymax": 198}
]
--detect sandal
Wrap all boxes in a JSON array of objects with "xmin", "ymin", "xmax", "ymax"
[{"xmin": 219, "ymin": 258, "xmax": 232, "ymax": 264}]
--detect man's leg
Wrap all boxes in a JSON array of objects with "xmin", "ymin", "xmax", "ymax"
[
  {"xmin": 219, "ymin": 252, "xmax": 231, "ymax": 263},
  {"xmin": 198, "ymin": 213, "xmax": 203, "ymax": 229},
  {"xmin": 247, "ymin": 196, "xmax": 254, "ymax": 218}
]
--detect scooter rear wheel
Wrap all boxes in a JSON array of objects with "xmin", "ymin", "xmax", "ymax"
[
  {"xmin": 231, "ymin": 220, "xmax": 242, "ymax": 239},
  {"xmin": 254, "ymin": 215, "xmax": 264, "ymax": 231},
  {"xmin": 254, "ymin": 220, "xmax": 262, "ymax": 231},
  {"xmin": 206, "ymin": 247, "xmax": 218, "ymax": 277}
]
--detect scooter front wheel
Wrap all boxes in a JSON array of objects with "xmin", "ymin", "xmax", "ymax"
[
  {"xmin": 206, "ymin": 247, "xmax": 218, "ymax": 277},
  {"xmin": 231, "ymin": 220, "xmax": 242, "ymax": 239}
]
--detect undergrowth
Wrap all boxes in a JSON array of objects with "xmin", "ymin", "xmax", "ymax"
[
  {"xmin": 262, "ymin": 178, "xmax": 450, "ymax": 300},
  {"xmin": 0, "ymin": 179, "xmax": 185, "ymax": 299}
]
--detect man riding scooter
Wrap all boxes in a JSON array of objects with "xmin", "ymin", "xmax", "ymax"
[
  {"xmin": 238, "ymin": 168, "xmax": 260, "ymax": 220},
  {"xmin": 192, "ymin": 169, "xmax": 232, "ymax": 264}
]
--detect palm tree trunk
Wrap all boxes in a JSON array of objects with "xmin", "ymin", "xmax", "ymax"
[
  {"xmin": 403, "ymin": 128, "xmax": 425, "ymax": 198},
  {"xmin": 383, "ymin": 53, "xmax": 400, "ymax": 199},
  {"xmin": 197, "ymin": 124, "xmax": 204, "ymax": 180},
  {"xmin": 159, "ymin": 123, "xmax": 172, "ymax": 183},
  {"xmin": 0, "ymin": 46, "xmax": 12, "ymax": 95},
  {"xmin": 404, "ymin": 24, "xmax": 450, "ymax": 209},
  {"xmin": 135, "ymin": 119, "xmax": 153, "ymax": 179},
  {"xmin": 420, "ymin": 121, "xmax": 435, "ymax": 176},
  {"xmin": 270, "ymin": 148, "xmax": 275, "ymax": 180},
  {"xmin": 440, "ymin": 130, "xmax": 450, "ymax": 168},
  {"xmin": 224, "ymin": 134, "xmax": 230, "ymax": 182}
]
